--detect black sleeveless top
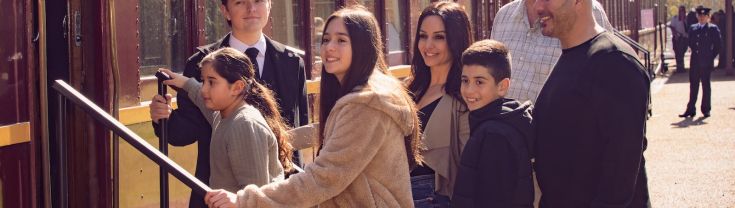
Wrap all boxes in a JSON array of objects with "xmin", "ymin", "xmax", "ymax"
[{"xmin": 411, "ymin": 98, "xmax": 441, "ymax": 176}]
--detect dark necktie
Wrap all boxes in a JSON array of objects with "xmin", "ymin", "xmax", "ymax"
[{"xmin": 245, "ymin": 47, "xmax": 260, "ymax": 78}]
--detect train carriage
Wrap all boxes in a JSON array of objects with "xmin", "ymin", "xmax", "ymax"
[{"xmin": 0, "ymin": 0, "xmax": 671, "ymax": 207}]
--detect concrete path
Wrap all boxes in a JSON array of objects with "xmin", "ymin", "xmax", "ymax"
[{"xmin": 646, "ymin": 58, "xmax": 735, "ymax": 207}]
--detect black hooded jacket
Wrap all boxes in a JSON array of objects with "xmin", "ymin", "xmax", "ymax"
[{"xmin": 452, "ymin": 98, "xmax": 535, "ymax": 208}]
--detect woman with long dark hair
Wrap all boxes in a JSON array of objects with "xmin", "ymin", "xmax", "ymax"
[
  {"xmin": 204, "ymin": 6, "xmax": 422, "ymax": 207},
  {"xmin": 406, "ymin": 2, "xmax": 473, "ymax": 207}
]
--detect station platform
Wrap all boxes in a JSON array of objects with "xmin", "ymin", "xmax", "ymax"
[{"xmin": 646, "ymin": 39, "xmax": 735, "ymax": 206}]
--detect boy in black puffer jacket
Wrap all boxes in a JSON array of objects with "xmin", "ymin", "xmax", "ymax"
[{"xmin": 452, "ymin": 40, "xmax": 534, "ymax": 208}]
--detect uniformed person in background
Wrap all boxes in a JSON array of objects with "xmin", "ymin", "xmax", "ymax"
[{"xmin": 680, "ymin": 6, "xmax": 721, "ymax": 118}]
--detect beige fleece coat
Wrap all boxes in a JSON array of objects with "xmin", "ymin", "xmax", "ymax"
[{"xmin": 235, "ymin": 73, "xmax": 416, "ymax": 208}]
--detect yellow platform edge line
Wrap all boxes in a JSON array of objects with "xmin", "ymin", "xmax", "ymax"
[{"xmin": 0, "ymin": 122, "xmax": 31, "ymax": 147}]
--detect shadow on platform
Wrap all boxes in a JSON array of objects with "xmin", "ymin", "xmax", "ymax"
[{"xmin": 670, "ymin": 117, "xmax": 708, "ymax": 128}]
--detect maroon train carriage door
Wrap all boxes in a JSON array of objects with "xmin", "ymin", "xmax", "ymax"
[
  {"xmin": 0, "ymin": 0, "xmax": 36, "ymax": 207},
  {"xmin": 62, "ymin": 0, "xmax": 114, "ymax": 207}
]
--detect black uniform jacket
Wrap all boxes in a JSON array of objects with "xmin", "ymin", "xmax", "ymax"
[{"xmin": 688, "ymin": 23, "xmax": 722, "ymax": 69}]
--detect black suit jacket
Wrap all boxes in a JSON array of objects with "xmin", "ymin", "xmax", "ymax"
[
  {"xmin": 152, "ymin": 33, "xmax": 307, "ymax": 208},
  {"xmin": 261, "ymin": 37, "xmax": 309, "ymax": 127}
]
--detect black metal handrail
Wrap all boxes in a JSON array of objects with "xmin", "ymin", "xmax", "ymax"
[
  {"xmin": 52, "ymin": 80, "xmax": 212, "ymax": 198},
  {"xmin": 612, "ymin": 30, "xmax": 654, "ymax": 79},
  {"xmin": 52, "ymin": 79, "xmax": 305, "ymax": 207}
]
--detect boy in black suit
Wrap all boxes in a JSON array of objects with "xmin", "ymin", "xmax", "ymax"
[
  {"xmin": 149, "ymin": 0, "xmax": 307, "ymax": 207},
  {"xmin": 452, "ymin": 39, "xmax": 535, "ymax": 207}
]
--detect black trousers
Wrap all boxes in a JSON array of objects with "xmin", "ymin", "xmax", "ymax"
[
  {"xmin": 686, "ymin": 66, "xmax": 712, "ymax": 114},
  {"xmin": 673, "ymin": 37, "xmax": 688, "ymax": 72}
]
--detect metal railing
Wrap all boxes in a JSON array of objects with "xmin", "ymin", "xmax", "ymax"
[
  {"xmin": 53, "ymin": 79, "xmax": 306, "ymax": 207},
  {"xmin": 611, "ymin": 30, "xmax": 655, "ymax": 117},
  {"xmin": 612, "ymin": 30, "xmax": 655, "ymax": 79},
  {"xmin": 53, "ymin": 80, "xmax": 211, "ymax": 207}
]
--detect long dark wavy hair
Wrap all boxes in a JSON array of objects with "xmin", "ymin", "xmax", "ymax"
[
  {"xmin": 318, "ymin": 6, "xmax": 423, "ymax": 168},
  {"xmin": 407, "ymin": 1, "xmax": 473, "ymax": 102},
  {"xmin": 199, "ymin": 47, "xmax": 294, "ymax": 172}
]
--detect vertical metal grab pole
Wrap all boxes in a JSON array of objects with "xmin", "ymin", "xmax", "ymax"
[
  {"xmin": 660, "ymin": 2, "xmax": 667, "ymax": 71},
  {"xmin": 660, "ymin": 20, "xmax": 665, "ymax": 71},
  {"xmin": 156, "ymin": 71, "xmax": 170, "ymax": 208},
  {"xmin": 57, "ymin": 92, "xmax": 68, "ymax": 208}
]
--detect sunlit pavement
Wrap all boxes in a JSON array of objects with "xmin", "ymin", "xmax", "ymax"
[{"xmin": 646, "ymin": 53, "xmax": 735, "ymax": 207}]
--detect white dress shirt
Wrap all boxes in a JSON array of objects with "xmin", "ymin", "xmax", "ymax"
[
  {"xmin": 491, "ymin": 0, "xmax": 613, "ymax": 103},
  {"xmin": 229, "ymin": 33, "xmax": 267, "ymax": 77}
]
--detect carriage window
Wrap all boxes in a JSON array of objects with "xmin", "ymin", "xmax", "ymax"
[
  {"xmin": 350, "ymin": 0, "xmax": 376, "ymax": 11},
  {"xmin": 457, "ymin": 0, "xmax": 472, "ymax": 22},
  {"xmin": 270, "ymin": 0, "xmax": 304, "ymax": 50},
  {"xmin": 206, "ymin": 1, "xmax": 304, "ymax": 50},
  {"xmin": 418, "ymin": 0, "xmax": 432, "ymax": 11},
  {"xmin": 310, "ymin": 0, "xmax": 336, "ymax": 78},
  {"xmin": 139, "ymin": 0, "xmax": 189, "ymax": 75},
  {"xmin": 386, "ymin": 0, "xmax": 408, "ymax": 65},
  {"xmin": 205, "ymin": 0, "xmax": 230, "ymax": 45}
]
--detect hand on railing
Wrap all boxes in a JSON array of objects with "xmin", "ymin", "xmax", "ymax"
[
  {"xmin": 150, "ymin": 94, "xmax": 172, "ymax": 124},
  {"xmin": 205, "ymin": 190, "xmax": 238, "ymax": 208},
  {"xmin": 158, "ymin": 68, "xmax": 188, "ymax": 88}
]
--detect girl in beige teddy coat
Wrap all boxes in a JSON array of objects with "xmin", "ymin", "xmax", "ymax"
[{"xmin": 204, "ymin": 6, "xmax": 422, "ymax": 208}]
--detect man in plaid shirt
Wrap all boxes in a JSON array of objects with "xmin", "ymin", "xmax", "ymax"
[{"xmin": 491, "ymin": 0, "xmax": 613, "ymax": 103}]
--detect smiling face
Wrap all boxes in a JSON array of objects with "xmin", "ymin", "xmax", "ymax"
[
  {"xmin": 535, "ymin": 0, "xmax": 576, "ymax": 38},
  {"xmin": 418, "ymin": 15, "xmax": 452, "ymax": 70},
  {"xmin": 199, "ymin": 64, "xmax": 243, "ymax": 111},
  {"xmin": 320, "ymin": 17, "xmax": 353, "ymax": 83},
  {"xmin": 461, "ymin": 65, "xmax": 509, "ymax": 111},
  {"xmin": 220, "ymin": 0, "xmax": 271, "ymax": 33}
]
